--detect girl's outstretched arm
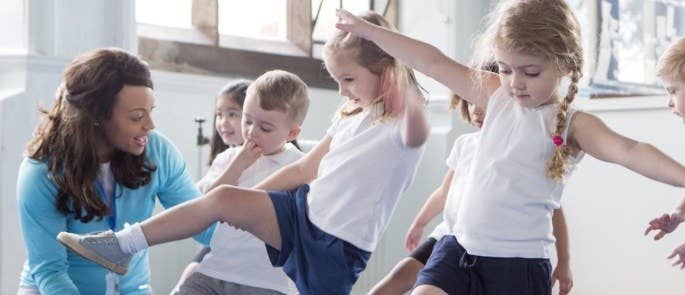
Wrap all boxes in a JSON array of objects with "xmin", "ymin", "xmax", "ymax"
[
  {"xmin": 571, "ymin": 112, "xmax": 685, "ymax": 187},
  {"xmin": 253, "ymin": 135, "xmax": 331, "ymax": 191},
  {"xmin": 405, "ymin": 170, "xmax": 454, "ymax": 251},
  {"xmin": 336, "ymin": 9, "xmax": 499, "ymax": 109},
  {"xmin": 569, "ymin": 112, "xmax": 685, "ymax": 238},
  {"xmin": 402, "ymin": 84, "xmax": 430, "ymax": 148}
]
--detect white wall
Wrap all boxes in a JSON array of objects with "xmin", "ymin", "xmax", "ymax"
[
  {"xmin": 0, "ymin": 0, "xmax": 27, "ymax": 52},
  {"xmin": 2, "ymin": 1, "xmax": 685, "ymax": 294}
]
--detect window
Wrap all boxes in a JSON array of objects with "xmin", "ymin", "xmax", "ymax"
[
  {"xmin": 136, "ymin": 0, "xmax": 193, "ymax": 29},
  {"xmin": 570, "ymin": 0, "xmax": 685, "ymax": 98},
  {"xmin": 135, "ymin": 0, "xmax": 397, "ymax": 89}
]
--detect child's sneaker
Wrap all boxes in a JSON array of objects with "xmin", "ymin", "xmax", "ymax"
[{"xmin": 57, "ymin": 230, "xmax": 131, "ymax": 275}]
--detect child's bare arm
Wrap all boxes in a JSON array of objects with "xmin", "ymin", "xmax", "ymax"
[
  {"xmin": 254, "ymin": 136, "xmax": 331, "ymax": 191},
  {"xmin": 552, "ymin": 208, "xmax": 573, "ymax": 295},
  {"xmin": 204, "ymin": 141, "xmax": 262, "ymax": 193},
  {"xmin": 402, "ymin": 85, "xmax": 430, "ymax": 148},
  {"xmin": 335, "ymin": 9, "xmax": 499, "ymax": 109},
  {"xmin": 406, "ymin": 170, "xmax": 454, "ymax": 250},
  {"xmin": 570, "ymin": 112, "xmax": 685, "ymax": 237},
  {"xmin": 571, "ymin": 112, "xmax": 685, "ymax": 187}
]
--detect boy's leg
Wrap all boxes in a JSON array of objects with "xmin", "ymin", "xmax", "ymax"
[
  {"xmin": 142, "ymin": 185, "xmax": 282, "ymax": 250},
  {"xmin": 370, "ymin": 237, "xmax": 438, "ymax": 294},
  {"xmin": 58, "ymin": 185, "xmax": 283, "ymax": 274},
  {"xmin": 178, "ymin": 272, "xmax": 224, "ymax": 295},
  {"xmin": 369, "ymin": 257, "xmax": 424, "ymax": 295}
]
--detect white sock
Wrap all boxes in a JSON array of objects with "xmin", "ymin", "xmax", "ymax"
[{"xmin": 115, "ymin": 222, "xmax": 149, "ymax": 254}]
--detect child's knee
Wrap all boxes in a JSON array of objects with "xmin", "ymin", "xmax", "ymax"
[{"xmin": 206, "ymin": 185, "xmax": 239, "ymax": 204}]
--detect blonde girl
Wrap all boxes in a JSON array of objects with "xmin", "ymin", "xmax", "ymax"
[{"xmin": 337, "ymin": 0, "xmax": 685, "ymax": 294}]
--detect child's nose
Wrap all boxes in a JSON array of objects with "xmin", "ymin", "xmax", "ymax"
[
  {"xmin": 510, "ymin": 75, "xmax": 525, "ymax": 90},
  {"xmin": 667, "ymin": 97, "xmax": 675, "ymax": 108},
  {"xmin": 247, "ymin": 127, "xmax": 258, "ymax": 139},
  {"xmin": 338, "ymin": 86, "xmax": 350, "ymax": 97}
]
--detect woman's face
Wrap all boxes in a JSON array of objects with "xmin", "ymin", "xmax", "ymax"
[{"xmin": 100, "ymin": 85, "xmax": 156, "ymax": 161}]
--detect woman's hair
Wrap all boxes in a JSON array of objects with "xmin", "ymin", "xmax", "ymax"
[
  {"xmin": 26, "ymin": 47, "xmax": 157, "ymax": 222},
  {"xmin": 208, "ymin": 80, "xmax": 251, "ymax": 165},
  {"xmin": 472, "ymin": 0, "xmax": 583, "ymax": 181},
  {"xmin": 656, "ymin": 37, "xmax": 685, "ymax": 80},
  {"xmin": 324, "ymin": 10, "xmax": 423, "ymax": 120}
]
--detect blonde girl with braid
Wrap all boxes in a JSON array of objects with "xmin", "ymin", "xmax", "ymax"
[{"xmin": 337, "ymin": 0, "xmax": 685, "ymax": 294}]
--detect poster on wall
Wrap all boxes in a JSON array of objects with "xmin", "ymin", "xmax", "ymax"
[{"xmin": 569, "ymin": 0, "xmax": 685, "ymax": 98}]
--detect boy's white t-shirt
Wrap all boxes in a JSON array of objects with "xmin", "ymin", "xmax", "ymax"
[
  {"xmin": 307, "ymin": 109, "xmax": 425, "ymax": 252},
  {"xmin": 195, "ymin": 143, "xmax": 302, "ymax": 294},
  {"xmin": 453, "ymin": 87, "xmax": 583, "ymax": 259}
]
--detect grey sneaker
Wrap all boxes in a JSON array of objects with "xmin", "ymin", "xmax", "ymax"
[{"xmin": 57, "ymin": 230, "xmax": 131, "ymax": 275}]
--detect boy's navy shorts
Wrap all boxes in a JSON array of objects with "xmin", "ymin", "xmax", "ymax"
[
  {"xmin": 266, "ymin": 184, "xmax": 371, "ymax": 295},
  {"xmin": 415, "ymin": 235, "xmax": 552, "ymax": 295}
]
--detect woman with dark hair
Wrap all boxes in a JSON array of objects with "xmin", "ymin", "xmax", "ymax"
[{"xmin": 16, "ymin": 47, "xmax": 211, "ymax": 294}]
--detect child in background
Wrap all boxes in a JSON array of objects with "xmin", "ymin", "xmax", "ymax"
[
  {"xmin": 336, "ymin": 0, "xmax": 685, "ymax": 293},
  {"xmin": 58, "ymin": 11, "xmax": 429, "ymax": 295},
  {"xmin": 171, "ymin": 80, "xmax": 251, "ymax": 293},
  {"xmin": 644, "ymin": 36, "xmax": 685, "ymax": 269},
  {"xmin": 176, "ymin": 73, "xmax": 303, "ymax": 294},
  {"xmin": 370, "ymin": 97, "xmax": 572, "ymax": 295}
]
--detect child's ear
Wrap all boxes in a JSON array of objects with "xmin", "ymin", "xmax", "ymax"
[{"xmin": 287, "ymin": 126, "xmax": 301, "ymax": 142}]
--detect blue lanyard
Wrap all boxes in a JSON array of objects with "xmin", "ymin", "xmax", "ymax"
[{"xmin": 94, "ymin": 181, "xmax": 116, "ymax": 231}]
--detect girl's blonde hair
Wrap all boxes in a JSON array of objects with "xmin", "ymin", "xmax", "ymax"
[
  {"xmin": 449, "ymin": 94, "xmax": 472, "ymax": 124},
  {"xmin": 656, "ymin": 37, "xmax": 685, "ymax": 80},
  {"xmin": 324, "ymin": 11, "xmax": 423, "ymax": 120},
  {"xmin": 473, "ymin": 0, "xmax": 583, "ymax": 181}
]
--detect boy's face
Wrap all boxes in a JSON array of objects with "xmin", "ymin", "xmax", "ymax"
[
  {"xmin": 663, "ymin": 74, "xmax": 685, "ymax": 123},
  {"xmin": 241, "ymin": 94, "xmax": 299, "ymax": 155}
]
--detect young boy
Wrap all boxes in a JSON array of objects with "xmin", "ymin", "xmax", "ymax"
[{"xmin": 645, "ymin": 37, "xmax": 685, "ymax": 268}]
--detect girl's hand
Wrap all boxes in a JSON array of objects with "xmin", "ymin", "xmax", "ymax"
[
  {"xmin": 552, "ymin": 261, "xmax": 574, "ymax": 295},
  {"xmin": 233, "ymin": 141, "xmax": 262, "ymax": 171},
  {"xmin": 644, "ymin": 212, "xmax": 685, "ymax": 240},
  {"xmin": 667, "ymin": 242, "xmax": 685, "ymax": 269},
  {"xmin": 405, "ymin": 223, "xmax": 425, "ymax": 251},
  {"xmin": 335, "ymin": 9, "xmax": 373, "ymax": 38}
]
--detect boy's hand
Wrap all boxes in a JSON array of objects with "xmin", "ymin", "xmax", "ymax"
[
  {"xmin": 644, "ymin": 212, "xmax": 685, "ymax": 240},
  {"xmin": 233, "ymin": 141, "xmax": 262, "ymax": 171},
  {"xmin": 335, "ymin": 9, "xmax": 373, "ymax": 38},
  {"xmin": 552, "ymin": 261, "xmax": 573, "ymax": 295},
  {"xmin": 405, "ymin": 223, "xmax": 425, "ymax": 251},
  {"xmin": 667, "ymin": 242, "xmax": 685, "ymax": 269}
]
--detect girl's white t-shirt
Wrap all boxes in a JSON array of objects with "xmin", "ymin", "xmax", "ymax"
[
  {"xmin": 307, "ymin": 109, "xmax": 425, "ymax": 252},
  {"xmin": 195, "ymin": 143, "xmax": 302, "ymax": 294},
  {"xmin": 453, "ymin": 88, "xmax": 583, "ymax": 259},
  {"xmin": 441, "ymin": 132, "xmax": 479, "ymax": 234}
]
